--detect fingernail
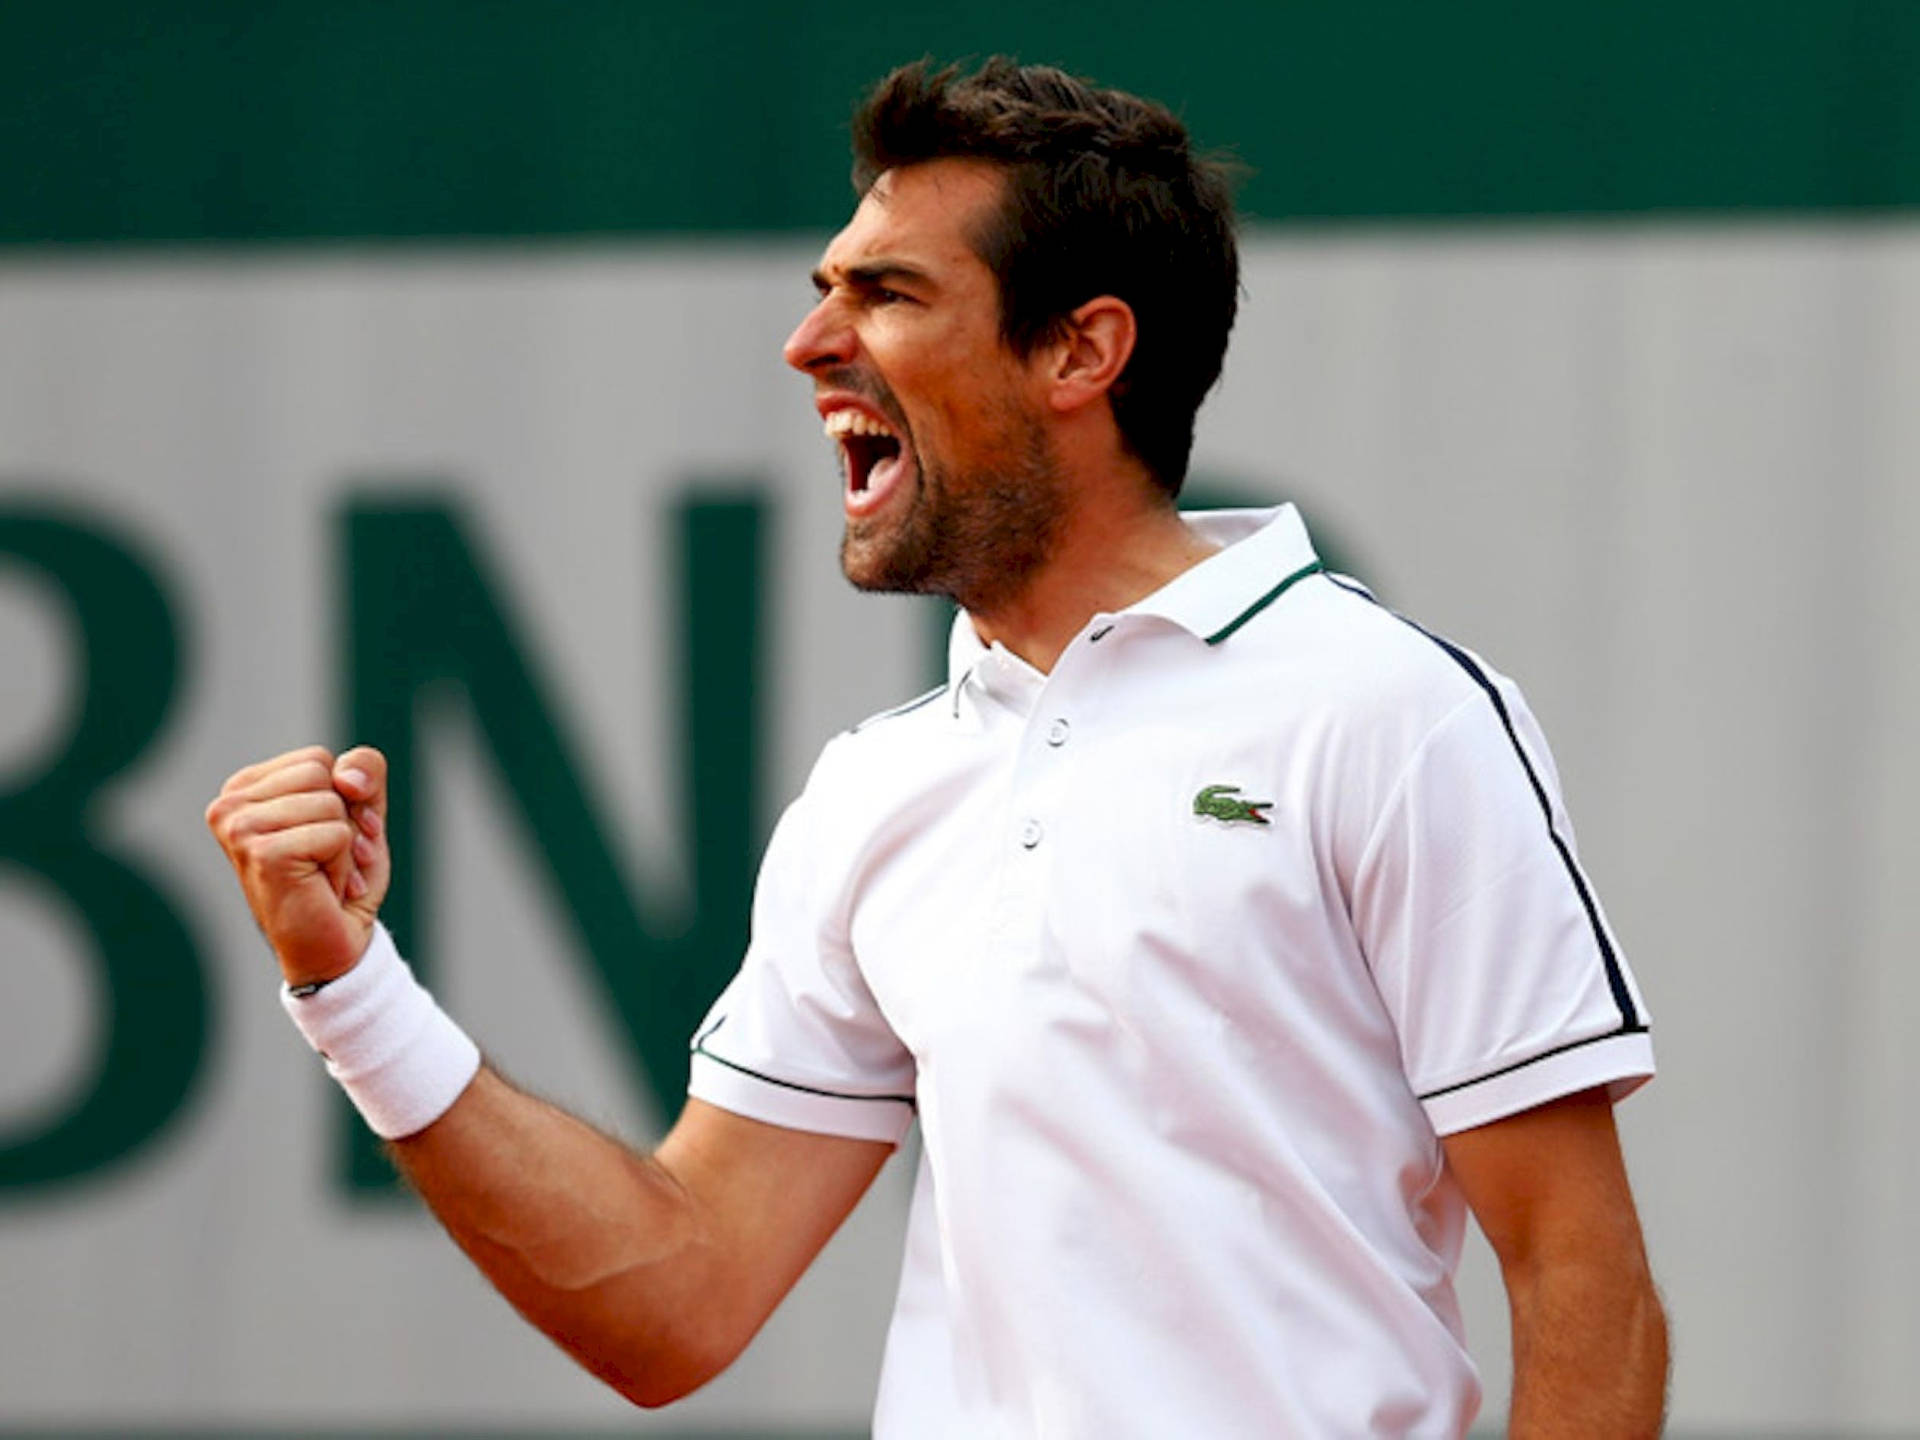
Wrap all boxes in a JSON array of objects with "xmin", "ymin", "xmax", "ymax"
[
  {"xmin": 359, "ymin": 808, "xmax": 383, "ymax": 838},
  {"xmin": 339, "ymin": 767, "xmax": 371, "ymax": 793},
  {"xmin": 345, "ymin": 869, "xmax": 368, "ymax": 900},
  {"xmin": 352, "ymin": 834, "xmax": 376, "ymax": 867}
]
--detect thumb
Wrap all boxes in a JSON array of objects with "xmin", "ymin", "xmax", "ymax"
[
  {"xmin": 333, "ymin": 745, "xmax": 388, "ymax": 819},
  {"xmin": 333, "ymin": 746, "xmax": 393, "ymax": 916}
]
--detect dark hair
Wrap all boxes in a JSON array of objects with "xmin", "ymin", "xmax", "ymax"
[{"xmin": 851, "ymin": 58, "xmax": 1240, "ymax": 497}]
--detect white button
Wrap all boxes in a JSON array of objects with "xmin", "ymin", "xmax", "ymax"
[
  {"xmin": 1046, "ymin": 717, "xmax": 1071, "ymax": 747},
  {"xmin": 1020, "ymin": 818, "xmax": 1044, "ymax": 849}
]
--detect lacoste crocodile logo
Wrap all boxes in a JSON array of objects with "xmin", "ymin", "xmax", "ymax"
[{"xmin": 1192, "ymin": 784, "xmax": 1273, "ymax": 826}]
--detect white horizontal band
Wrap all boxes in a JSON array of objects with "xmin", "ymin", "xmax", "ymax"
[
  {"xmin": 279, "ymin": 923, "xmax": 481, "ymax": 1139},
  {"xmin": 1421, "ymin": 1030, "xmax": 1655, "ymax": 1137}
]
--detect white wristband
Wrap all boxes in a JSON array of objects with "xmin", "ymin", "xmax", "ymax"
[{"xmin": 279, "ymin": 923, "xmax": 481, "ymax": 1139}]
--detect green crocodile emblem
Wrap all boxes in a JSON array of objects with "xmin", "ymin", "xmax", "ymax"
[{"xmin": 1192, "ymin": 784, "xmax": 1273, "ymax": 826}]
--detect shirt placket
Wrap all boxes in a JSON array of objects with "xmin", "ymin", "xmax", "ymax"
[{"xmin": 987, "ymin": 623, "xmax": 1110, "ymax": 970}]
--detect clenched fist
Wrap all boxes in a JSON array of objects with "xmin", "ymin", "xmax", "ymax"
[{"xmin": 206, "ymin": 744, "xmax": 391, "ymax": 988}]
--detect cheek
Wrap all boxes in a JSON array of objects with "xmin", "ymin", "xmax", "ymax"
[{"xmin": 876, "ymin": 324, "xmax": 1026, "ymax": 456}]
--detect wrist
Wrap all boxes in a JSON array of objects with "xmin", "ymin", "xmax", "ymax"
[
  {"xmin": 279, "ymin": 923, "xmax": 481, "ymax": 1138},
  {"xmin": 275, "ymin": 916, "xmax": 376, "ymax": 994}
]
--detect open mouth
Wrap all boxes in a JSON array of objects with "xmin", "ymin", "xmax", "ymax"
[{"xmin": 824, "ymin": 407, "xmax": 908, "ymax": 510}]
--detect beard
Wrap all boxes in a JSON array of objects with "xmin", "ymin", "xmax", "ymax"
[{"xmin": 840, "ymin": 396, "xmax": 1069, "ymax": 617}]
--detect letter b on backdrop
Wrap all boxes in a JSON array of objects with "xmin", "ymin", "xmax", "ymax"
[{"xmin": 0, "ymin": 503, "xmax": 211, "ymax": 1193}]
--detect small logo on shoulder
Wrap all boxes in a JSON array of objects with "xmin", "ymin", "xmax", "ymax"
[{"xmin": 1192, "ymin": 784, "xmax": 1273, "ymax": 826}]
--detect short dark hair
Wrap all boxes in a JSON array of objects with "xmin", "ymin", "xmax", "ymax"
[{"xmin": 851, "ymin": 58, "xmax": 1240, "ymax": 497}]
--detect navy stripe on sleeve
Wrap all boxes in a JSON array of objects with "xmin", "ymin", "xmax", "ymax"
[{"xmin": 1328, "ymin": 577, "xmax": 1645, "ymax": 1036}]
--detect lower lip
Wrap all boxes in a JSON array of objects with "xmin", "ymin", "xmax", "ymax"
[{"xmin": 846, "ymin": 446, "xmax": 911, "ymax": 517}]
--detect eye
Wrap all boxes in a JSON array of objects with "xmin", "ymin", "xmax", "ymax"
[{"xmin": 870, "ymin": 286, "xmax": 910, "ymax": 306}]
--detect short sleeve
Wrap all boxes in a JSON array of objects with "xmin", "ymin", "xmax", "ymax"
[
  {"xmin": 1352, "ymin": 675, "xmax": 1654, "ymax": 1137},
  {"xmin": 687, "ymin": 771, "xmax": 917, "ymax": 1145}
]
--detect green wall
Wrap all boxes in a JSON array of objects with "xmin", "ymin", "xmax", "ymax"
[{"xmin": 6, "ymin": 0, "xmax": 1919, "ymax": 246}]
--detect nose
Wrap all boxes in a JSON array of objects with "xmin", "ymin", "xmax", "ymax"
[{"xmin": 783, "ymin": 297, "xmax": 856, "ymax": 373}]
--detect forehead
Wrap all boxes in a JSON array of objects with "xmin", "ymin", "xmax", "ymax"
[{"xmin": 819, "ymin": 158, "xmax": 1007, "ymax": 279}]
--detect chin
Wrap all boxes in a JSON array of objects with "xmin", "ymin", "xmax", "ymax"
[
  {"xmin": 839, "ymin": 539, "xmax": 902, "ymax": 594},
  {"xmin": 840, "ymin": 525, "xmax": 934, "ymax": 598}
]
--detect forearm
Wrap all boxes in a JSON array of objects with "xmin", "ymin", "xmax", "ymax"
[
  {"xmin": 392, "ymin": 1067, "xmax": 730, "ymax": 1407},
  {"xmin": 1505, "ymin": 1255, "xmax": 1669, "ymax": 1438},
  {"xmin": 266, "ymin": 921, "xmax": 737, "ymax": 1403}
]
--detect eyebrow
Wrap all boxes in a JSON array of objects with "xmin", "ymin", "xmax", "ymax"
[{"xmin": 812, "ymin": 260, "xmax": 936, "ymax": 294}]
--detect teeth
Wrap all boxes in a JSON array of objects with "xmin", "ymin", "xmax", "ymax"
[{"xmin": 824, "ymin": 409, "xmax": 895, "ymax": 440}]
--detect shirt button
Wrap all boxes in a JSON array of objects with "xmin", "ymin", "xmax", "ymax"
[
  {"xmin": 1045, "ymin": 717, "xmax": 1071, "ymax": 747},
  {"xmin": 1020, "ymin": 818, "xmax": 1044, "ymax": 849}
]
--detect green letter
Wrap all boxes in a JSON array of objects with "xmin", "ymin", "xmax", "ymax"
[
  {"xmin": 0, "ymin": 503, "xmax": 211, "ymax": 1194},
  {"xmin": 340, "ymin": 489, "xmax": 766, "ymax": 1193}
]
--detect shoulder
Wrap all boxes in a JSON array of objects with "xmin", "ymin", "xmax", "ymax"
[
  {"xmin": 847, "ymin": 682, "xmax": 949, "ymax": 736},
  {"xmin": 799, "ymin": 679, "xmax": 961, "ymax": 806},
  {"xmin": 1239, "ymin": 570, "xmax": 1503, "ymax": 739},
  {"xmin": 1205, "ymin": 571, "xmax": 1568, "ymax": 846}
]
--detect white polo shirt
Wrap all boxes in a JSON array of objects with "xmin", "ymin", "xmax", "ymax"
[{"xmin": 688, "ymin": 505, "xmax": 1653, "ymax": 1438}]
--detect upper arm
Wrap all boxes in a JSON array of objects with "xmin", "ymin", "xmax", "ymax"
[
  {"xmin": 649, "ymin": 1098, "xmax": 895, "ymax": 1379},
  {"xmin": 1440, "ymin": 1086, "xmax": 1652, "ymax": 1285},
  {"xmin": 627, "ymin": 756, "xmax": 906, "ymax": 1390},
  {"xmin": 1441, "ymin": 1090, "xmax": 1670, "ymax": 1431}
]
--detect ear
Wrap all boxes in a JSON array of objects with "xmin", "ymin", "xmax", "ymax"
[{"xmin": 1043, "ymin": 296, "xmax": 1137, "ymax": 415}]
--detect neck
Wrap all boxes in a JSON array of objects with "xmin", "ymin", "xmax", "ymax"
[{"xmin": 966, "ymin": 495, "xmax": 1218, "ymax": 673}]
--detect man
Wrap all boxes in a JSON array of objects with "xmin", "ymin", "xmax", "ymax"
[{"xmin": 208, "ymin": 59, "xmax": 1667, "ymax": 1437}]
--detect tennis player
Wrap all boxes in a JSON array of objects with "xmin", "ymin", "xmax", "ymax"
[{"xmin": 209, "ymin": 58, "xmax": 1667, "ymax": 1437}]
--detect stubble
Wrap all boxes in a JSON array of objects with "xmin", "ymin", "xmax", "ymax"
[{"xmin": 841, "ymin": 400, "xmax": 1068, "ymax": 617}]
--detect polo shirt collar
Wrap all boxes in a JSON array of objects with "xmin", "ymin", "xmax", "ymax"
[
  {"xmin": 948, "ymin": 613, "xmax": 1046, "ymax": 715},
  {"xmin": 946, "ymin": 505, "xmax": 1321, "ymax": 706},
  {"xmin": 1126, "ymin": 504, "xmax": 1320, "ymax": 643}
]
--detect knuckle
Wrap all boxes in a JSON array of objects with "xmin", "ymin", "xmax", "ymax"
[
  {"xmin": 260, "ymin": 747, "xmax": 331, "ymax": 787},
  {"xmin": 293, "ymin": 759, "xmax": 333, "ymax": 790}
]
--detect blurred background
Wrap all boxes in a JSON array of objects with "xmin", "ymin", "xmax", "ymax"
[{"xmin": 3, "ymin": 3, "xmax": 1918, "ymax": 1435}]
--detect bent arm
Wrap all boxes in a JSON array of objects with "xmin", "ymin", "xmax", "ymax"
[
  {"xmin": 1442, "ymin": 1087, "xmax": 1668, "ymax": 1438},
  {"xmin": 208, "ymin": 744, "xmax": 894, "ymax": 1405},
  {"xmin": 395, "ymin": 1077, "xmax": 893, "ymax": 1407}
]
